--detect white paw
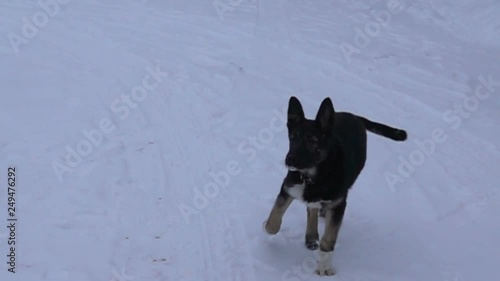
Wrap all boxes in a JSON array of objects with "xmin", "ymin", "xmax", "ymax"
[
  {"xmin": 315, "ymin": 267, "xmax": 336, "ymax": 276},
  {"xmin": 315, "ymin": 250, "xmax": 336, "ymax": 276}
]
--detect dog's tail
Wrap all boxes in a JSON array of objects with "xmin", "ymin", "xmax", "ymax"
[{"xmin": 358, "ymin": 116, "xmax": 407, "ymax": 141}]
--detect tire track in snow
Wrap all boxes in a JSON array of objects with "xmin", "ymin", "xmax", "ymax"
[
  {"xmin": 139, "ymin": 72, "xmax": 257, "ymax": 280},
  {"xmin": 181, "ymin": 80, "xmax": 257, "ymax": 281},
  {"xmin": 139, "ymin": 96, "xmax": 212, "ymax": 280},
  {"xmin": 99, "ymin": 68, "xmax": 209, "ymax": 279},
  {"xmin": 57, "ymin": 4, "xmax": 260, "ymax": 278}
]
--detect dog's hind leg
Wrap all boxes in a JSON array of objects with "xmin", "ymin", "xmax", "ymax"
[
  {"xmin": 264, "ymin": 190, "xmax": 293, "ymax": 235},
  {"xmin": 316, "ymin": 200, "xmax": 347, "ymax": 276},
  {"xmin": 305, "ymin": 207, "xmax": 319, "ymax": 250}
]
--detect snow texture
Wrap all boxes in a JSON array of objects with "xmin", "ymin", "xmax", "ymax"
[{"xmin": 0, "ymin": 0, "xmax": 499, "ymax": 280}]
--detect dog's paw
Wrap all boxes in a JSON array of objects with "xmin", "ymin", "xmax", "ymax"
[
  {"xmin": 305, "ymin": 240, "xmax": 318, "ymax": 250},
  {"xmin": 262, "ymin": 220, "xmax": 280, "ymax": 235},
  {"xmin": 315, "ymin": 250, "xmax": 336, "ymax": 276},
  {"xmin": 315, "ymin": 267, "xmax": 336, "ymax": 276}
]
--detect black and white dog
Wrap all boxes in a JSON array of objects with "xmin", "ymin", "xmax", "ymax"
[{"xmin": 263, "ymin": 96, "xmax": 407, "ymax": 276}]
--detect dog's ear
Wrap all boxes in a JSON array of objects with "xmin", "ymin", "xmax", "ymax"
[
  {"xmin": 288, "ymin": 96, "xmax": 305, "ymax": 130},
  {"xmin": 315, "ymin": 97, "xmax": 335, "ymax": 133}
]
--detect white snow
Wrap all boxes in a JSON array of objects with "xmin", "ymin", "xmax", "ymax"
[{"xmin": 0, "ymin": 0, "xmax": 499, "ymax": 280}]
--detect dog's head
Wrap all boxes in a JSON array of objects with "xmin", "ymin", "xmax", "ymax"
[{"xmin": 285, "ymin": 96, "xmax": 336, "ymax": 172}]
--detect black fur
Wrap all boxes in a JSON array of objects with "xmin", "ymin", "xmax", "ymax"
[
  {"xmin": 282, "ymin": 96, "xmax": 406, "ymax": 203},
  {"xmin": 278, "ymin": 96, "xmax": 407, "ymax": 249},
  {"xmin": 358, "ymin": 116, "xmax": 407, "ymax": 141}
]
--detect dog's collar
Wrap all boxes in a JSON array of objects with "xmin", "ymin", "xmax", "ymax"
[
  {"xmin": 300, "ymin": 173, "xmax": 315, "ymax": 184},
  {"xmin": 288, "ymin": 167, "xmax": 317, "ymax": 184}
]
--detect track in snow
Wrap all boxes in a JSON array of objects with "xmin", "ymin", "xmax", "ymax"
[{"xmin": 0, "ymin": 0, "xmax": 499, "ymax": 280}]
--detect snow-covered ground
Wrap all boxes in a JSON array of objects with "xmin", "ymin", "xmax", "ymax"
[{"xmin": 1, "ymin": 0, "xmax": 499, "ymax": 280}]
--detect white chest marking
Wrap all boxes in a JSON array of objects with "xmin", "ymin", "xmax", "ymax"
[
  {"xmin": 285, "ymin": 183, "xmax": 344, "ymax": 209},
  {"xmin": 306, "ymin": 198, "xmax": 344, "ymax": 209},
  {"xmin": 285, "ymin": 183, "xmax": 305, "ymax": 199},
  {"xmin": 306, "ymin": 202, "xmax": 323, "ymax": 208}
]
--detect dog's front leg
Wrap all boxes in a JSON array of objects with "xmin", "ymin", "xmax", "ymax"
[
  {"xmin": 316, "ymin": 201, "xmax": 347, "ymax": 276},
  {"xmin": 305, "ymin": 207, "xmax": 319, "ymax": 250},
  {"xmin": 264, "ymin": 189, "xmax": 293, "ymax": 235}
]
